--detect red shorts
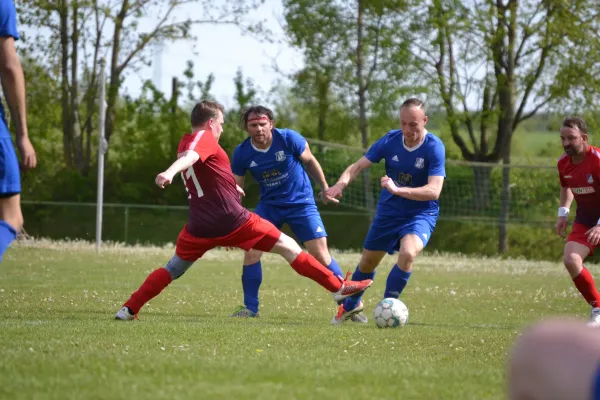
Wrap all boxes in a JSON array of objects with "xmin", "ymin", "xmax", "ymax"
[
  {"xmin": 175, "ymin": 212, "xmax": 281, "ymax": 261},
  {"xmin": 568, "ymin": 222, "xmax": 597, "ymax": 255}
]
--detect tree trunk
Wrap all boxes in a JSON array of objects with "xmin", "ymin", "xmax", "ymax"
[
  {"xmin": 59, "ymin": 0, "xmax": 72, "ymax": 167},
  {"xmin": 104, "ymin": 0, "xmax": 128, "ymax": 145},
  {"xmin": 472, "ymin": 165, "xmax": 492, "ymax": 212},
  {"xmin": 498, "ymin": 148, "xmax": 511, "ymax": 253},
  {"xmin": 71, "ymin": 0, "xmax": 83, "ymax": 171},
  {"xmin": 316, "ymin": 73, "xmax": 329, "ymax": 155},
  {"xmin": 356, "ymin": 0, "xmax": 375, "ymax": 216}
]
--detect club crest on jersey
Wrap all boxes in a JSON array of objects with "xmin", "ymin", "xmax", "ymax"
[
  {"xmin": 588, "ymin": 174, "xmax": 594, "ymax": 184},
  {"xmin": 414, "ymin": 157, "xmax": 425, "ymax": 169},
  {"xmin": 275, "ymin": 151, "xmax": 286, "ymax": 162}
]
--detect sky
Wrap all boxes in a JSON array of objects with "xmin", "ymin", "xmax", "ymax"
[{"xmin": 121, "ymin": 0, "xmax": 304, "ymax": 109}]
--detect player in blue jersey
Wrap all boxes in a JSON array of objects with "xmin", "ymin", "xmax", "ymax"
[
  {"xmin": 326, "ymin": 98, "xmax": 446, "ymax": 324},
  {"xmin": 229, "ymin": 105, "xmax": 366, "ymax": 321},
  {"xmin": 0, "ymin": 0, "xmax": 36, "ymax": 261}
]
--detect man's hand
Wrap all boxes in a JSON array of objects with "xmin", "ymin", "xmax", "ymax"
[
  {"xmin": 585, "ymin": 225, "xmax": 600, "ymax": 246},
  {"xmin": 555, "ymin": 217, "xmax": 568, "ymax": 238},
  {"xmin": 325, "ymin": 183, "xmax": 345, "ymax": 200},
  {"xmin": 319, "ymin": 189, "xmax": 340, "ymax": 205},
  {"xmin": 156, "ymin": 172, "xmax": 174, "ymax": 189},
  {"xmin": 16, "ymin": 136, "xmax": 36, "ymax": 169},
  {"xmin": 381, "ymin": 175, "xmax": 399, "ymax": 195}
]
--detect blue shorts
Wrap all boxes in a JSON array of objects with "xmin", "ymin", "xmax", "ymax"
[
  {"xmin": 363, "ymin": 213, "xmax": 437, "ymax": 255},
  {"xmin": 255, "ymin": 202, "xmax": 327, "ymax": 244},
  {"xmin": 0, "ymin": 138, "xmax": 20, "ymax": 195}
]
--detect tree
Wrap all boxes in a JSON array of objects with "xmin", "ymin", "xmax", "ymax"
[
  {"xmin": 17, "ymin": 0, "xmax": 267, "ymax": 171},
  {"xmin": 410, "ymin": 0, "xmax": 600, "ymax": 252},
  {"xmin": 283, "ymin": 0, "xmax": 415, "ymax": 213}
]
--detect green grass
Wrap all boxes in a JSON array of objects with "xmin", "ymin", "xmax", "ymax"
[{"xmin": 0, "ymin": 241, "xmax": 595, "ymax": 400}]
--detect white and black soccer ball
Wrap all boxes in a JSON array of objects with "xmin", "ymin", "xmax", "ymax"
[{"xmin": 373, "ymin": 298, "xmax": 409, "ymax": 328}]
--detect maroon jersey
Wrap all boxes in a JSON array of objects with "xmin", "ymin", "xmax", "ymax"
[
  {"xmin": 177, "ymin": 130, "xmax": 250, "ymax": 237},
  {"xmin": 557, "ymin": 145, "xmax": 600, "ymax": 227}
]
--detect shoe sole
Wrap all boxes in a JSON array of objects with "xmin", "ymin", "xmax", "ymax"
[{"xmin": 331, "ymin": 303, "xmax": 365, "ymax": 325}]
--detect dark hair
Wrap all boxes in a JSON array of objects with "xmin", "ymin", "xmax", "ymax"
[
  {"xmin": 240, "ymin": 105, "xmax": 275, "ymax": 130},
  {"xmin": 190, "ymin": 100, "xmax": 224, "ymax": 127},
  {"xmin": 562, "ymin": 117, "xmax": 588, "ymax": 134},
  {"xmin": 401, "ymin": 98, "xmax": 425, "ymax": 110}
]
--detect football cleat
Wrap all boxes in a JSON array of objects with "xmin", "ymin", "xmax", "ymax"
[
  {"xmin": 350, "ymin": 312, "xmax": 368, "ymax": 324},
  {"xmin": 114, "ymin": 306, "xmax": 137, "ymax": 321},
  {"xmin": 332, "ymin": 278, "xmax": 372, "ymax": 302},
  {"xmin": 331, "ymin": 301, "xmax": 365, "ymax": 325},
  {"xmin": 229, "ymin": 306, "xmax": 259, "ymax": 318},
  {"xmin": 588, "ymin": 307, "xmax": 600, "ymax": 327}
]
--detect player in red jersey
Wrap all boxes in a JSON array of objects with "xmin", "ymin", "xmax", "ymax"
[
  {"xmin": 115, "ymin": 100, "xmax": 372, "ymax": 320},
  {"xmin": 556, "ymin": 117, "xmax": 600, "ymax": 326}
]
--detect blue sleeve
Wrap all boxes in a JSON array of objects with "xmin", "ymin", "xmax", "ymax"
[
  {"xmin": 231, "ymin": 146, "xmax": 245, "ymax": 177},
  {"xmin": 0, "ymin": 1, "xmax": 19, "ymax": 40},
  {"xmin": 364, "ymin": 136, "xmax": 387, "ymax": 163},
  {"xmin": 428, "ymin": 141, "xmax": 446, "ymax": 177},
  {"xmin": 285, "ymin": 129, "xmax": 307, "ymax": 157}
]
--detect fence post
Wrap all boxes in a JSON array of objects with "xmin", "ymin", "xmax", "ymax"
[{"xmin": 124, "ymin": 206, "xmax": 129, "ymax": 244}]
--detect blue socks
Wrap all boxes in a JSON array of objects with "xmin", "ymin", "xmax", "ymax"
[
  {"xmin": 327, "ymin": 258, "xmax": 343, "ymax": 278},
  {"xmin": 343, "ymin": 265, "xmax": 376, "ymax": 311},
  {"xmin": 384, "ymin": 264, "xmax": 412, "ymax": 298},
  {"xmin": 0, "ymin": 221, "xmax": 17, "ymax": 262},
  {"xmin": 242, "ymin": 261, "xmax": 262, "ymax": 314}
]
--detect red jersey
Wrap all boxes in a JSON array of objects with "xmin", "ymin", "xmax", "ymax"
[
  {"xmin": 177, "ymin": 130, "xmax": 250, "ymax": 238},
  {"xmin": 557, "ymin": 145, "xmax": 600, "ymax": 227}
]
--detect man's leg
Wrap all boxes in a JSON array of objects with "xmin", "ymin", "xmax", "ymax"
[
  {"xmin": 508, "ymin": 318, "xmax": 600, "ymax": 400},
  {"xmin": 0, "ymin": 194, "xmax": 23, "ymax": 261},
  {"xmin": 115, "ymin": 227, "xmax": 207, "ymax": 320},
  {"xmin": 384, "ymin": 234, "xmax": 424, "ymax": 299},
  {"xmin": 563, "ymin": 240, "xmax": 600, "ymax": 325},
  {"xmin": 231, "ymin": 249, "xmax": 263, "ymax": 317},
  {"xmin": 255, "ymin": 230, "xmax": 372, "ymax": 301}
]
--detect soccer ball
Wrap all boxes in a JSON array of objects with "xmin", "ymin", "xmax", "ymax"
[{"xmin": 373, "ymin": 298, "xmax": 409, "ymax": 328}]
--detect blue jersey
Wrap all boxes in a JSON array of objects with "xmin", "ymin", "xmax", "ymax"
[
  {"xmin": 231, "ymin": 128, "xmax": 315, "ymax": 206},
  {"xmin": 365, "ymin": 130, "xmax": 446, "ymax": 218},
  {"xmin": 0, "ymin": 0, "xmax": 18, "ymax": 139}
]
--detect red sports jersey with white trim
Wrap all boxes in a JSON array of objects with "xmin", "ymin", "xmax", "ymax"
[
  {"xmin": 557, "ymin": 145, "xmax": 600, "ymax": 227},
  {"xmin": 177, "ymin": 130, "xmax": 250, "ymax": 238}
]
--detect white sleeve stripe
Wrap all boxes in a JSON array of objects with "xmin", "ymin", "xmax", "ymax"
[{"xmin": 188, "ymin": 130, "xmax": 205, "ymax": 151}]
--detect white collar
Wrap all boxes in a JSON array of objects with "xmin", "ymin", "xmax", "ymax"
[
  {"xmin": 403, "ymin": 131, "xmax": 428, "ymax": 152},
  {"xmin": 250, "ymin": 140, "xmax": 271, "ymax": 153}
]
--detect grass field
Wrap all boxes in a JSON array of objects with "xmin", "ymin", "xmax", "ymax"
[{"xmin": 1, "ymin": 240, "xmax": 596, "ymax": 400}]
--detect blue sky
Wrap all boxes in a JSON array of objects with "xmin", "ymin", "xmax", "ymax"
[{"xmin": 121, "ymin": 0, "xmax": 304, "ymax": 109}]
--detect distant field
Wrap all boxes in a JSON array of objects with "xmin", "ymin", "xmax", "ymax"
[{"xmin": 1, "ymin": 240, "xmax": 596, "ymax": 400}]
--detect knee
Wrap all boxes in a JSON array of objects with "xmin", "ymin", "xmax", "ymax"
[
  {"xmin": 563, "ymin": 252, "xmax": 582, "ymax": 274},
  {"xmin": 398, "ymin": 247, "xmax": 418, "ymax": 264},
  {"xmin": 165, "ymin": 255, "xmax": 193, "ymax": 280},
  {"xmin": 244, "ymin": 251, "xmax": 263, "ymax": 265},
  {"xmin": 311, "ymin": 249, "xmax": 331, "ymax": 266}
]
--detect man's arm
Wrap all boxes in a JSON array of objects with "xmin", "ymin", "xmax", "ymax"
[
  {"xmin": 559, "ymin": 186, "xmax": 574, "ymax": 210},
  {"xmin": 156, "ymin": 150, "xmax": 200, "ymax": 188},
  {"xmin": 233, "ymin": 174, "xmax": 245, "ymax": 188},
  {"xmin": 299, "ymin": 143, "xmax": 328, "ymax": 191},
  {"xmin": 0, "ymin": 36, "xmax": 35, "ymax": 168},
  {"xmin": 555, "ymin": 186, "xmax": 573, "ymax": 238},
  {"xmin": 326, "ymin": 156, "xmax": 374, "ymax": 199},
  {"xmin": 382, "ymin": 175, "xmax": 444, "ymax": 201}
]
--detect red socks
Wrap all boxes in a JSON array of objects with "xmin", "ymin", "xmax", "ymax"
[
  {"xmin": 573, "ymin": 267, "xmax": 600, "ymax": 307},
  {"xmin": 124, "ymin": 268, "xmax": 173, "ymax": 314},
  {"xmin": 290, "ymin": 252, "xmax": 342, "ymax": 292}
]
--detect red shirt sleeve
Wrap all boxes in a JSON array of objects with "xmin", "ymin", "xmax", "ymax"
[{"xmin": 185, "ymin": 130, "xmax": 217, "ymax": 162}]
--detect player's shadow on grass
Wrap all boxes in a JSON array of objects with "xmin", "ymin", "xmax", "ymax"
[{"xmin": 408, "ymin": 321, "xmax": 520, "ymax": 330}]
